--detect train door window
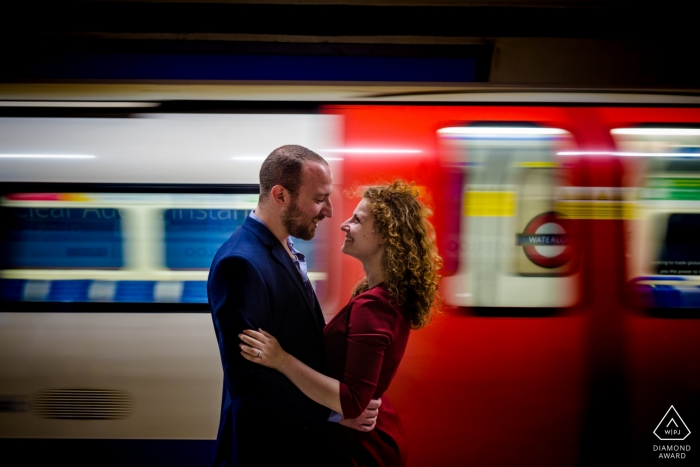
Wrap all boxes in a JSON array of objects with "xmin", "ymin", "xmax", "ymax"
[
  {"xmin": 0, "ymin": 191, "xmax": 329, "ymax": 305},
  {"xmin": 438, "ymin": 124, "xmax": 579, "ymax": 310},
  {"xmin": 613, "ymin": 127, "xmax": 700, "ymax": 311}
]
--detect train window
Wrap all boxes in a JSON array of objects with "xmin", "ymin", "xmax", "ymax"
[
  {"xmin": 0, "ymin": 191, "xmax": 328, "ymax": 305},
  {"xmin": 613, "ymin": 127, "xmax": 700, "ymax": 310},
  {"xmin": 438, "ymin": 124, "xmax": 579, "ymax": 310},
  {"xmin": 163, "ymin": 209, "xmax": 249, "ymax": 270},
  {"xmin": 162, "ymin": 207, "xmax": 326, "ymax": 272},
  {"xmin": 2, "ymin": 207, "xmax": 124, "ymax": 269},
  {"xmin": 656, "ymin": 214, "xmax": 700, "ymax": 271}
]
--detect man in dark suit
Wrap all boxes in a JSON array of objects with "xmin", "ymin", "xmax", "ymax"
[{"xmin": 208, "ymin": 145, "xmax": 380, "ymax": 467}]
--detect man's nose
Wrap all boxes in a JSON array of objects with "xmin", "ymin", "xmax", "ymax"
[{"xmin": 322, "ymin": 198, "xmax": 333, "ymax": 218}]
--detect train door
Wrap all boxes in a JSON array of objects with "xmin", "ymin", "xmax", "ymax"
[
  {"xmin": 439, "ymin": 124, "xmax": 579, "ymax": 308},
  {"xmin": 612, "ymin": 124, "xmax": 700, "ymax": 464},
  {"xmin": 615, "ymin": 126, "xmax": 700, "ymax": 305},
  {"xmin": 333, "ymin": 105, "xmax": 595, "ymax": 467}
]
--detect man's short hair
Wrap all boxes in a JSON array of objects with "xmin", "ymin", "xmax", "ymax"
[{"xmin": 259, "ymin": 145, "xmax": 327, "ymax": 202}]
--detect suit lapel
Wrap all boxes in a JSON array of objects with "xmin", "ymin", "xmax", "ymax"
[
  {"xmin": 243, "ymin": 217, "xmax": 319, "ymax": 327},
  {"xmin": 270, "ymin": 243, "xmax": 316, "ymax": 313}
]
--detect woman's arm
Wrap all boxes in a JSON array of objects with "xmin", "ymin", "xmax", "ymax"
[{"xmin": 239, "ymin": 329, "xmax": 343, "ymax": 414}]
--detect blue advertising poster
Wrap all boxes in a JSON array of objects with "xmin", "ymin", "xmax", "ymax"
[
  {"xmin": 164, "ymin": 209, "xmax": 249, "ymax": 269},
  {"xmin": 2, "ymin": 208, "xmax": 124, "ymax": 269}
]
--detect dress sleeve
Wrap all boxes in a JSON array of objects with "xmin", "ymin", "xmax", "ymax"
[{"xmin": 339, "ymin": 292, "xmax": 399, "ymax": 419}]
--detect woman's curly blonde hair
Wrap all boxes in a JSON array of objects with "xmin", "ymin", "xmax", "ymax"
[{"xmin": 351, "ymin": 180, "xmax": 442, "ymax": 329}]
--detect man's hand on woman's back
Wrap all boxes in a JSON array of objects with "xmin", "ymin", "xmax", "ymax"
[{"xmin": 339, "ymin": 398, "xmax": 382, "ymax": 432}]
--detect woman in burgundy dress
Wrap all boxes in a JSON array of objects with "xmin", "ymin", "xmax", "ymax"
[{"xmin": 239, "ymin": 181, "xmax": 442, "ymax": 466}]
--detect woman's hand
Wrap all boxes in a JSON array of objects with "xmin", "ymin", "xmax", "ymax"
[
  {"xmin": 241, "ymin": 328, "xmax": 344, "ymax": 414},
  {"xmin": 239, "ymin": 329, "xmax": 287, "ymax": 370}
]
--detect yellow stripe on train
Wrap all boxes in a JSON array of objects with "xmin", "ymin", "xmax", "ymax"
[
  {"xmin": 464, "ymin": 191, "xmax": 516, "ymax": 217},
  {"xmin": 515, "ymin": 162, "xmax": 558, "ymax": 168},
  {"xmin": 555, "ymin": 201, "xmax": 638, "ymax": 219}
]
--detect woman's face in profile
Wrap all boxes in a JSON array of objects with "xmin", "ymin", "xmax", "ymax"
[{"xmin": 340, "ymin": 198, "xmax": 384, "ymax": 264}]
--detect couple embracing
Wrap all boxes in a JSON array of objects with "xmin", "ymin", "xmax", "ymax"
[{"xmin": 208, "ymin": 145, "xmax": 441, "ymax": 467}]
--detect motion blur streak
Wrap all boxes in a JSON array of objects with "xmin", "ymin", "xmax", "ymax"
[
  {"xmin": 560, "ymin": 151, "xmax": 700, "ymax": 157},
  {"xmin": 0, "ymin": 154, "xmax": 96, "ymax": 159}
]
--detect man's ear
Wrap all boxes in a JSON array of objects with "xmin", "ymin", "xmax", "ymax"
[{"xmin": 270, "ymin": 185, "xmax": 290, "ymax": 207}]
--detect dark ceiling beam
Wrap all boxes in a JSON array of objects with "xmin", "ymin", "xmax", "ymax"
[
  {"xmin": 45, "ymin": 0, "xmax": 637, "ymax": 6},
  {"xmin": 5, "ymin": 2, "xmax": 684, "ymax": 39}
]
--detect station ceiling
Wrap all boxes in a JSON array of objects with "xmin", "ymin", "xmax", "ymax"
[
  {"xmin": 5, "ymin": 0, "xmax": 684, "ymax": 40},
  {"xmin": 2, "ymin": 0, "xmax": 698, "ymax": 89}
]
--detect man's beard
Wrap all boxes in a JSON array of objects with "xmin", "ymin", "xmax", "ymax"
[{"xmin": 282, "ymin": 198, "xmax": 318, "ymax": 241}]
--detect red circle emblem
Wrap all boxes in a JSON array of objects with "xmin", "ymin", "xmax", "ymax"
[{"xmin": 518, "ymin": 211, "xmax": 573, "ymax": 269}]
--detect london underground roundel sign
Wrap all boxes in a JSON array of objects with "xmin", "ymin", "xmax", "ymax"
[{"xmin": 517, "ymin": 211, "xmax": 572, "ymax": 268}]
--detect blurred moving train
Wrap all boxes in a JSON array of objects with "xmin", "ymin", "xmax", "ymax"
[{"xmin": 1, "ymin": 91, "xmax": 700, "ymax": 466}]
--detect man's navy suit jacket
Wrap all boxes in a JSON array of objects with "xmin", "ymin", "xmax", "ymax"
[{"xmin": 208, "ymin": 216, "xmax": 331, "ymax": 467}]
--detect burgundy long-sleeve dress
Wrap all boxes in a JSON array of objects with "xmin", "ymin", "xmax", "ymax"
[{"xmin": 324, "ymin": 284, "xmax": 411, "ymax": 467}]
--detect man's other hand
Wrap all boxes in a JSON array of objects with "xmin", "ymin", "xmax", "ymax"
[{"xmin": 338, "ymin": 398, "xmax": 381, "ymax": 432}]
